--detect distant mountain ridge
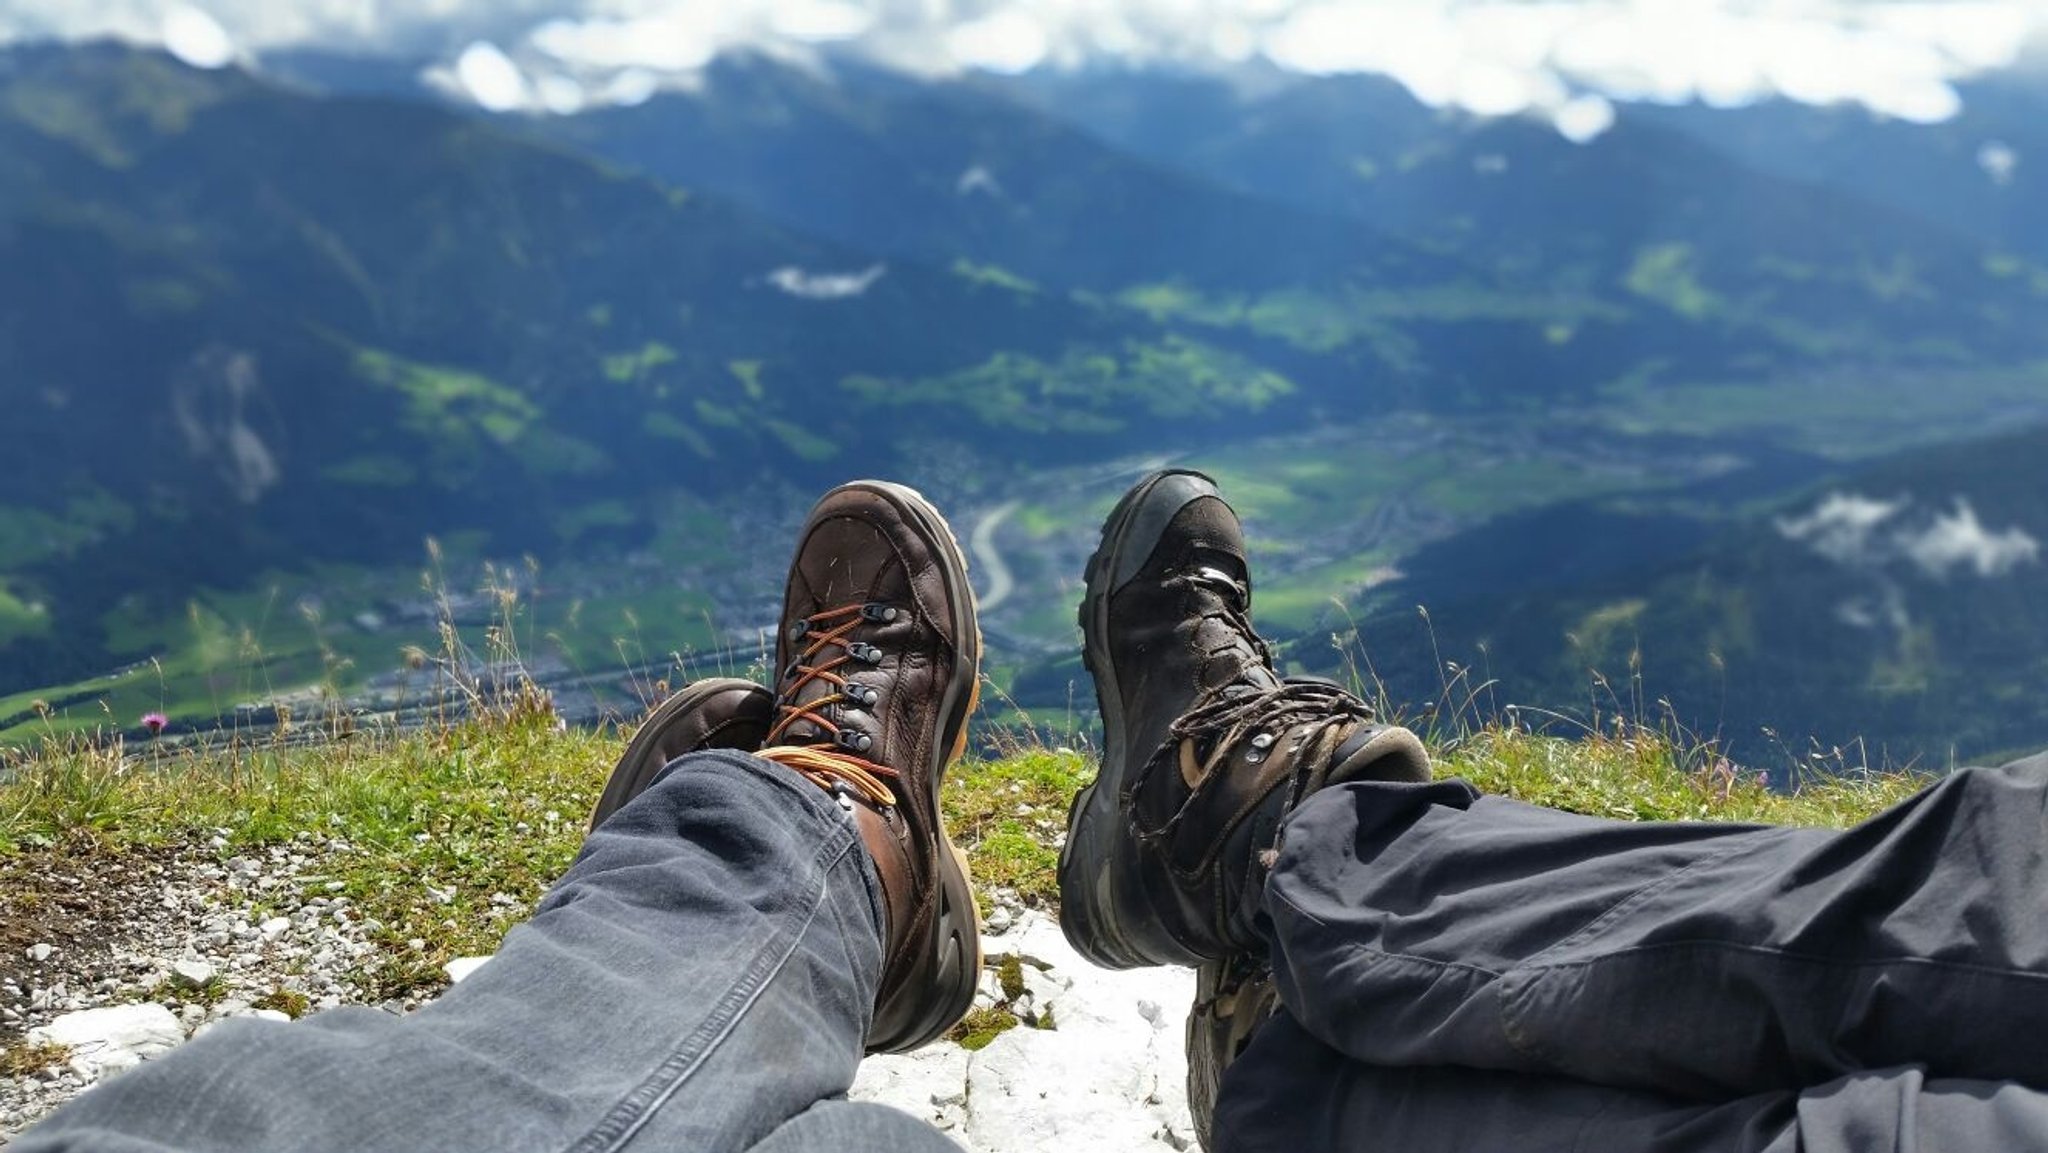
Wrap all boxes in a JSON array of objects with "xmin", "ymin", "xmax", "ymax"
[
  {"xmin": 3, "ymin": 42, "xmax": 2047, "ymax": 762},
  {"xmin": 1311, "ymin": 421, "xmax": 2048, "ymax": 767}
]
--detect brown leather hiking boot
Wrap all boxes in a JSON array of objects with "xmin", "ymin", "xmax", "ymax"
[
  {"xmin": 589, "ymin": 678, "xmax": 776, "ymax": 832},
  {"xmin": 756, "ymin": 480, "xmax": 982, "ymax": 1054},
  {"xmin": 1059, "ymin": 469, "xmax": 1430, "ymax": 968},
  {"xmin": 1186, "ymin": 956, "xmax": 1281, "ymax": 1153}
]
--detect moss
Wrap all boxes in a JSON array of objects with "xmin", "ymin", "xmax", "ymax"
[
  {"xmin": 1, "ymin": 1039, "xmax": 71, "ymax": 1076},
  {"xmin": 254, "ymin": 988, "xmax": 313, "ymax": 1019},
  {"xmin": 948, "ymin": 1006, "xmax": 1020, "ymax": 1051},
  {"xmin": 995, "ymin": 953, "xmax": 1026, "ymax": 1002}
]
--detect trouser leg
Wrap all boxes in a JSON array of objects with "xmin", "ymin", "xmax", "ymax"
[
  {"xmin": 1261, "ymin": 753, "xmax": 2048, "ymax": 1099},
  {"xmin": 747, "ymin": 1100, "xmax": 963, "ymax": 1152},
  {"xmin": 17, "ymin": 750, "xmax": 894, "ymax": 1153},
  {"xmin": 1214, "ymin": 1013, "xmax": 2048, "ymax": 1153}
]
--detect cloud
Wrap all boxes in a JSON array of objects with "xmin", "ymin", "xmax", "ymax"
[
  {"xmin": 455, "ymin": 41, "xmax": 528, "ymax": 112},
  {"xmin": 1901, "ymin": 499, "xmax": 2041, "ymax": 577},
  {"xmin": 1778, "ymin": 491, "xmax": 2040, "ymax": 580},
  {"xmin": 6, "ymin": 0, "xmax": 2048, "ymax": 136},
  {"xmin": 162, "ymin": 4, "xmax": 233, "ymax": 69},
  {"xmin": 763, "ymin": 264, "xmax": 888, "ymax": 299},
  {"xmin": 1979, "ymin": 140, "xmax": 2021, "ymax": 183},
  {"xmin": 1776, "ymin": 492, "xmax": 1906, "ymax": 567}
]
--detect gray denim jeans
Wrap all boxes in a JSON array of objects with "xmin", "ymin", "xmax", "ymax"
[
  {"xmin": 14, "ymin": 749, "xmax": 962, "ymax": 1153},
  {"xmin": 25, "ymin": 747, "xmax": 2048, "ymax": 1152},
  {"xmin": 1218, "ymin": 752, "xmax": 2048, "ymax": 1151}
]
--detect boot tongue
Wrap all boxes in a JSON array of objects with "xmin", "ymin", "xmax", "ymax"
[{"xmin": 1186, "ymin": 559, "xmax": 1279, "ymax": 693}]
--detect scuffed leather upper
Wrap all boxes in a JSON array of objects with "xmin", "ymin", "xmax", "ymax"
[{"xmin": 769, "ymin": 482, "xmax": 977, "ymax": 1052}]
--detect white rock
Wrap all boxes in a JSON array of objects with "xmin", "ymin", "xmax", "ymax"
[
  {"xmin": 984, "ymin": 906, "xmax": 1014, "ymax": 935},
  {"xmin": 259, "ymin": 916, "xmax": 292, "ymax": 939},
  {"xmin": 444, "ymin": 956, "xmax": 492, "ymax": 984},
  {"xmin": 27, "ymin": 942, "xmax": 54, "ymax": 963},
  {"xmin": 249, "ymin": 1009, "xmax": 292, "ymax": 1024},
  {"xmin": 854, "ymin": 912, "xmax": 1197, "ymax": 1153},
  {"xmin": 170, "ymin": 959, "xmax": 216, "ymax": 989},
  {"xmin": 850, "ymin": 1042, "xmax": 972, "ymax": 1130},
  {"xmin": 29, "ymin": 1004, "xmax": 185, "ymax": 1077}
]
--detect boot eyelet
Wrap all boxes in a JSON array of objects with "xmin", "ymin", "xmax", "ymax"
[
  {"xmin": 849, "ymin": 642, "xmax": 884, "ymax": 664},
  {"xmin": 836, "ymin": 729, "xmax": 874, "ymax": 754},
  {"xmin": 848, "ymin": 684, "xmax": 881, "ymax": 708},
  {"xmin": 789, "ymin": 620, "xmax": 810, "ymax": 640},
  {"xmin": 1250, "ymin": 733, "xmax": 1276, "ymax": 750},
  {"xmin": 860, "ymin": 603, "xmax": 899, "ymax": 623}
]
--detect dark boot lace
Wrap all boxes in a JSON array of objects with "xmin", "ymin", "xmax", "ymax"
[{"xmin": 1169, "ymin": 678, "xmax": 1377, "ymax": 789}]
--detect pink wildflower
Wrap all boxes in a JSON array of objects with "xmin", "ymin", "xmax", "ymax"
[{"xmin": 141, "ymin": 712, "xmax": 168, "ymax": 735}]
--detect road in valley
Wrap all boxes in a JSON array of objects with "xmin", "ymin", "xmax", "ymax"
[{"xmin": 970, "ymin": 500, "xmax": 1019, "ymax": 613}]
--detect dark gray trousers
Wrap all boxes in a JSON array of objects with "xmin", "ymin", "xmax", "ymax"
[{"xmin": 1218, "ymin": 753, "xmax": 2048, "ymax": 1151}]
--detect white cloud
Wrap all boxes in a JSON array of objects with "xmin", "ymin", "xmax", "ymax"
[
  {"xmin": 1779, "ymin": 491, "xmax": 2040, "ymax": 579},
  {"xmin": 1777, "ymin": 492, "xmax": 1906, "ymax": 567},
  {"xmin": 764, "ymin": 264, "xmax": 888, "ymax": 299},
  {"xmin": 1979, "ymin": 140, "xmax": 2020, "ymax": 183},
  {"xmin": 162, "ymin": 4, "xmax": 234, "ymax": 69},
  {"xmin": 947, "ymin": 8, "xmax": 1051, "ymax": 75},
  {"xmin": 454, "ymin": 41, "xmax": 527, "ymax": 112},
  {"xmin": 1900, "ymin": 499, "xmax": 2041, "ymax": 578},
  {"xmin": 771, "ymin": 0, "xmax": 873, "ymax": 42},
  {"xmin": 1552, "ymin": 92, "xmax": 1615, "ymax": 143},
  {"xmin": 5, "ymin": 0, "xmax": 2048, "ymax": 132}
]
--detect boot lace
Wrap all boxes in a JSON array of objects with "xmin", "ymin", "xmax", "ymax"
[
  {"xmin": 757, "ymin": 744, "xmax": 899, "ymax": 810},
  {"xmin": 767, "ymin": 601, "xmax": 895, "ymax": 750},
  {"xmin": 1169, "ymin": 679, "xmax": 1375, "ymax": 771}
]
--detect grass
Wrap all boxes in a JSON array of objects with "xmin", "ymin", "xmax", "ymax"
[
  {"xmin": 0, "ymin": 1039, "xmax": 70, "ymax": 1077},
  {"xmin": 0, "ymin": 686, "xmax": 1928, "ymax": 1008}
]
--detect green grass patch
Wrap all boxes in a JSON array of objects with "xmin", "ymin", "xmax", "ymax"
[
  {"xmin": 0, "ymin": 706, "xmax": 1929, "ymax": 1007},
  {"xmin": 1626, "ymin": 243, "xmax": 1720, "ymax": 319},
  {"xmin": 1, "ymin": 1039, "xmax": 70, "ymax": 1077},
  {"xmin": 943, "ymin": 750, "xmax": 1092, "ymax": 907}
]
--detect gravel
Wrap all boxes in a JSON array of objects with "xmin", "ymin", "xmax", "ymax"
[{"xmin": 0, "ymin": 837, "xmax": 392, "ymax": 1143}]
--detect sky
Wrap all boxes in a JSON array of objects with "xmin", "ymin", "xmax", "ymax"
[{"xmin": 3, "ymin": 0, "xmax": 2045, "ymax": 137}]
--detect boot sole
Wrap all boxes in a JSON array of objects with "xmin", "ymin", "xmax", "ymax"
[
  {"xmin": 1059, "ymin": 469, "xmax": 1217, "ymax": 970},
  {"xmin": 848, "ymin": 480, "xmax": 985, "ymax": 1053}
]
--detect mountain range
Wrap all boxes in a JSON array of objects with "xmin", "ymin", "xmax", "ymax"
[{"xmin": 1, "ymin": 41, "xmax": 2044, "ymax": 766}]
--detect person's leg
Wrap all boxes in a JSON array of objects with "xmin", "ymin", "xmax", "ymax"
[
  {"xmin": 1215, "ymin": 1011, "xmax": 2048, "ymax": 1153},
  {"xmin": 1263, "ymin": 752, "xmax": 2048, "ymax": 1099},
  {"xmin": 20, "ymin": 478, "xmax": 987, "ymax": 1153},
  {"xmin": 17, "ymin": 749, "xmax": 894, "ymax": 1153},
  {"xmin": 749, "ymin": 1101, "xmax": 963, "ymax": 1152}
]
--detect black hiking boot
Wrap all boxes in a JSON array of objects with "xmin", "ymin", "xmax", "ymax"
[
  {"xmin": 756, "ymin": 480, "xmax": 983, "ymax": 1054},
  {"xmin": 589, "ymin": 678, "xmax": 776, "ymax": 831},
  {"xmin": 1058, "ymin": 469, "xmax": 1430, "ymax": 968}
]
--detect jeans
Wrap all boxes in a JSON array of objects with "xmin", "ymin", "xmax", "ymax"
[
  {"xmin": 24, "ymin": 748, "xmax": 2048, "ymax": 1152},
  {"xmin": 14, "ymin": 750, "xmax": 961, "ymax": 1153},
  {"xmin": 1217, "ymin": 752, "xmax": 2048, "ymax": 1151}
]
